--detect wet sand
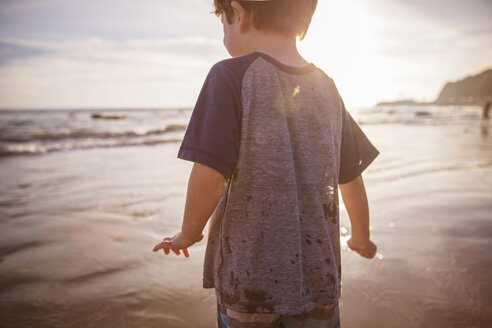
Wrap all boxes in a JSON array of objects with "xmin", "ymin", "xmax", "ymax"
[{"xmin": 1, "ymin": 116, "xmax": 491, "ymax": 327}]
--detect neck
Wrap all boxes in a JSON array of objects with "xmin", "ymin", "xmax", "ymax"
[{"xmin": 244, "ymin": 31, "xmax": 309, "ymax": 67}]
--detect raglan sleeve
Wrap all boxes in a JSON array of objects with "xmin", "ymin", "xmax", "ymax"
[
  {"xmin": 338, "ymin": 97, "xmax": 380, "ymax": 184},
  {"xmin": 177, "ymin": 62, "xmax": 241, "ymax": 180}
]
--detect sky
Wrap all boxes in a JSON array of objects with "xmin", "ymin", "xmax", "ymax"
[{"xmin": 0, "ymin": 0, "xmax": 491, "ymax": 110}]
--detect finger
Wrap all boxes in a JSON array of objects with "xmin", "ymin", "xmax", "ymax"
[
  {"xmin": 160, "ymin": 239, "xmax": 179, "ymax": 255},
  {"xmin": 153, "ymin": 241, "xmax": 174, "ymax": 253},
  {"xmin": 162, "ymin": 237, "xmax": 172, "ymax": 242},
  {"xmin": 153, "ymin": 240, "xmax": 171, "ymax": 251},
  {"xmin": 183, "ymin": 248, "xmax": 190, "ymax": 258},
  {"xmin": 162, "ymin": 240, "xmax": 173, "ymax": 250},
  {"xmin": 152, "ymin": 243, "xmax": 163, "ymax": 252}
]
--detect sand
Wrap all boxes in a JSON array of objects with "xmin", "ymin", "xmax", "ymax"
[{"xmin": 0, "ymin": 114, "xmax": 491, "ymax": 327}]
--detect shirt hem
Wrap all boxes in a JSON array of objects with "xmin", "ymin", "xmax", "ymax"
[
  {"xmin": 177, "ymin": 145, "xmax": 234, "ymax": 180},
  {"xmin": 215, "ymin": 289, "xmax": 340, "ymax": 316},
  {"xmin": 339, "ymin": 148, "xmax": 380, "ymax": 185}
]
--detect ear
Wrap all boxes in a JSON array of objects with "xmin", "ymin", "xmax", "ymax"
[{"xmin": 231, "ymin": 0, "xmax": 253, "ymax": 33}]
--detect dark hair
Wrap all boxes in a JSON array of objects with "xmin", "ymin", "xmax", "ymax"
[{"xmin": 212, "ymin": 0, "xmax": 318, "ymax": 41}]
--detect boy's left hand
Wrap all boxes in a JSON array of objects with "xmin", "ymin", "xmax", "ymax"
[{"xmin": 152, "ymin": 231, "xmax": 204, "ymax": 258}]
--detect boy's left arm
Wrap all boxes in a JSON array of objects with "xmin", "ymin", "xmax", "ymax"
[{"xmin": 152, "ymin": 162, "xmax": 226, "ymax": 257}]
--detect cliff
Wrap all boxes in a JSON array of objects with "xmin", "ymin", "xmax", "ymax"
[
  {"xmin": 377, "ymin": 67, "xmax": 492, "ymax": 106},
  {"xmin": 435, "ymin": 68, "xmax": 492, "ymax": 105}
]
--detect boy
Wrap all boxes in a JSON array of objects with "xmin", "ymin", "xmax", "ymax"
[{"xmin": 153, "ymin": 0, "xmax": 379, "ymax": 327}]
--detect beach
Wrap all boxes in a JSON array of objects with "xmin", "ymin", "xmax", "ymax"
[{"xmin": 0, "ymin": 105, "xmax": 491, "ymax": 327}]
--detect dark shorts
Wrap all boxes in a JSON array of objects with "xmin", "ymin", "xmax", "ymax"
[{"xmin": 216, "ymin": 300, "xmax": 341, "ymax": 328}]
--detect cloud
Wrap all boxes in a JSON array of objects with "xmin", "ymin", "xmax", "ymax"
[
  {"xmin": 0, "ymin": 1, "xmax": 228, "ymax": 109},
  {"xmin": 0, "ymin": 36, "xmax": 228, "ymax": 109},
  {"xmin": 0, "ymin": 36, "xmax": 224, "ymax": 63},
  {"xmin": 0, "ymin": 0, "xmax": 220, "ymax": 39}
]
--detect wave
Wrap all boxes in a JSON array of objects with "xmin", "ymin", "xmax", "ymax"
[
  {"xmin": 355, "ymin": 105, "xmax": 482, "ymax": 125},
  {"xmin": 369, "ymin": 160, "xmax": 492, "ymax": 183},
  {"xmin": 0, "ymin": 137, "xmax": 182, "ymax": 157},
  {"xmin": 0, "ymin": 124, "xmax": 187, "ymax": 143}
]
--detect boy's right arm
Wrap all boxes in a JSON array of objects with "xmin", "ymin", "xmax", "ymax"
[{"xmin": 339, "ymin": 175, "xmax": 377, "ymax": 259}]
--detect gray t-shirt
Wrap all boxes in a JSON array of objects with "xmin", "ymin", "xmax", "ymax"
[{"xmin": 178, "ymin": 51, "xmax": 380, "ymax": 315}]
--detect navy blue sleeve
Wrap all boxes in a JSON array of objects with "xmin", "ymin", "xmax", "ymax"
[
  {"xmin": 177, "ymin": 62, "xmax": 242, "ymax": 180},
  {"xmin": 338, "ymin": 98, "xmax": 380, "ymax": 184}
]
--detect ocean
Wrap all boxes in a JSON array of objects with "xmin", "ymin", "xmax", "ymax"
[{"xmin": 0, "ymin": 105, "xmax": 482, "ymax": 158}]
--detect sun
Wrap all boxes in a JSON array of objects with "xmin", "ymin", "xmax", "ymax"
[{"xmin": 297, "ymin": 0, "xmax": 388, "ymax": 108}]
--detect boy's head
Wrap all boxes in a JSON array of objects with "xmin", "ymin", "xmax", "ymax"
[{"xmin": 212, "ymin": 0, "xmax": 318, "ymax": 56}]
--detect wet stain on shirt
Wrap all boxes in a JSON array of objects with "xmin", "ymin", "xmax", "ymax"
[
  {"xmin": 224, "ymin": 236, "xmax": 232, "ymax": 253},
  {"xmin": 324, "ymin": 200, "xmax": 338, "ymax": 224},
  {"xmin": 230, "ymin": 270, "xmax": 240, "ymax": 290},
  {"xmin": 244, "ymin": 288, "xmax": 273, "ymax": 304}
]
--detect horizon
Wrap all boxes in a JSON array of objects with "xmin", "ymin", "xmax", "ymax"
[{"xmin": 0, "ymin": 0, "xmax": 491, "ymax": 110}]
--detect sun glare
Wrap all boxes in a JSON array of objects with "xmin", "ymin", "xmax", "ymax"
[{"xmin": 298, "ymin": 0, "xmax": 388, "ymax": 108}]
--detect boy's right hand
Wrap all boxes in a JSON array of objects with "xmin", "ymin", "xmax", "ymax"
[{"xmin": 347, "ymin": 237, "xmax": 377, "ymax": 259}]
